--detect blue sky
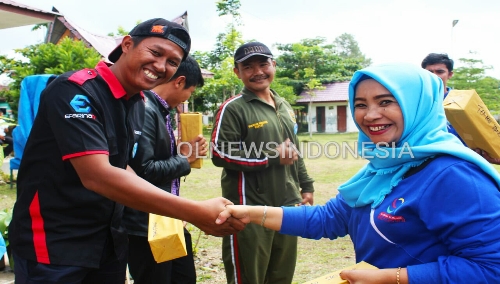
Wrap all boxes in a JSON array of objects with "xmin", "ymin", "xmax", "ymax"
[{"xmin": 1, "ymin": 0, "xmax": 500, "ymax": 78}]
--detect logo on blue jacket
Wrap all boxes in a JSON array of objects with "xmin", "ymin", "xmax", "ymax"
[{"xmin": 70, "ymin": 94, "xmax": 92, "ymax": 113}]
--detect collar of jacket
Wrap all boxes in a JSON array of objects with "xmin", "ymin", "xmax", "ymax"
[
  {"xmin": 241, "ymin": 87, "xmax": 284, "ymax": 105},
  {"xmin": 144, "ymin": 90, "xmax": 173, "ymax": 113}
]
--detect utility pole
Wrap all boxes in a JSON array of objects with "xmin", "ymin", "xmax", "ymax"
[{"xmin": 451, "ymin": 20, "xmax": 459, "ymax": 58}]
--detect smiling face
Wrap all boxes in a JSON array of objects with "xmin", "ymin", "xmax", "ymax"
[
  {"xmin": 116, "ymin": 36, "xmax": 184, "ymax": 96},
  {"xmin": 234, "ymin": 56, "xmax": 276, "ymax": 95},
  {"xmin": 354, "ymin": 79, "xmax": 404, "ymax": 145}
]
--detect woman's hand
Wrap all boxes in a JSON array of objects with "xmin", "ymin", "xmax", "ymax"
[
  {"xmin": 340, "ymin": 268, "xmax": 407, "ymax": 284},
  {"xmin": 216, "ymin": 205, "xmax": 251, "ymax": 225}
]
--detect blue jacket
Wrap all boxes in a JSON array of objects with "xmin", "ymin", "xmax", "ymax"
[{"xmin": 281, "ymin": 155, "xmax": 500, "ymax": 283}]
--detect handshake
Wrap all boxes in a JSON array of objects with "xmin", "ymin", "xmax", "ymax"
[
  {"xmin": 194, "ymin": 198, "xmax": 283, "ymax": 237},
  {"xmin": 215, "ymin": 204, "xmax": 282, "ymax": 232}
]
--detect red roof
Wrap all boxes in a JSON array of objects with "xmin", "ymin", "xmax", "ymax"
[{"xmin": 296, "ymin": 81, "xmax": 350, "ymax": 103}]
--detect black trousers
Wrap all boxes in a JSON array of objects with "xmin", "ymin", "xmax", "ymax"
[
  {"xmin": 13, "ymin": 238, "xmax": 128, "ymax": 284},
  {"xmin": 128, "ymin": 228, "xmax": 196, "ymax": 284},
  {"xmin": 1, "ymin": 136, "xmax": 12, "ymax": 157}
]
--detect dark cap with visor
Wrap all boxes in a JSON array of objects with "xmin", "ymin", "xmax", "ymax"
[
  {"xmin": 108, "ymin": 18, "xmax": 191, "ymax": 63},
  {"xmin": 234, "ymin": 41, "xmax": 273, "ymax": 63}
]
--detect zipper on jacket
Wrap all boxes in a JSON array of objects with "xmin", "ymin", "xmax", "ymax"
[{"xmin": 274, "ymin": 96, "xmax": 286, "ymax": 140}]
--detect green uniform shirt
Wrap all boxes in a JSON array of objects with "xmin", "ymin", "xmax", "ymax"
[{"xmin": 211, "ymin": 87, "xmax": 314, "ymax": 207}]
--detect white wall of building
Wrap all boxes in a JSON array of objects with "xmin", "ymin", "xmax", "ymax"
[{"xmin": 305, "ymin": 102, "xmax": 358, "ymax": 133}]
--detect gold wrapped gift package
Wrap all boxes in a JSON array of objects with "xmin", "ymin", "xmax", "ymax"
[
  {"xmin": 443, "ymin": 90, "xmax": 500, "ymax": 158},
  {"xmin": 148, "ymin": 213, "xmax": 187, "ymax": 263},
  {"xmin": 179, "ymin": 112, "xmax": 203, "ymax": 168},
  {"xmin": 303, "ymin": 261, "xmax": 378, "ymax": 284}
]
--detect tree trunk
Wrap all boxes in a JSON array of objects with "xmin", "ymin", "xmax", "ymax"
[{"xmin": 308, "ymin": 100, "xmax": 313, "ymax": 139}]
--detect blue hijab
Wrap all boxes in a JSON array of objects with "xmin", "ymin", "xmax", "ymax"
[{"xmin": 338, "ymin": 63, "xmax": 500, "ymax": 208}]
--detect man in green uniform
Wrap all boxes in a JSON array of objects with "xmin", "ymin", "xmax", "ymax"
[{"xmin": 211, "ymin": 41, "xmax": 315, "ymax": 284}]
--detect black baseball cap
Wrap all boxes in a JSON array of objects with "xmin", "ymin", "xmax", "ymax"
[
  {"xmin": 108, "ymin": 18, "xmax": 191, "ymax": 63},
  {"xmin": 234, "ymin": 41, "xmax": 273, "ymax": 63}
]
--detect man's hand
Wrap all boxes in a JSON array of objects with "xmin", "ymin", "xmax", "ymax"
[
  {"xmin": 475, "ymin": 148, "xmax": 500, "ymax": 165},
  {"xmin": 301, "ymin": 192, "xmax": 314, "ymax": 205},
  {"xmin": 179, "ymin": 134, "xmax": 208, "ymax": 163},
  {"xmin": 192, "ymin": 198, "xmax": 245, "ymax": 237},
  {"xmin": 276, "ymin": 138, "xmax": 298, "ymax": 165}
]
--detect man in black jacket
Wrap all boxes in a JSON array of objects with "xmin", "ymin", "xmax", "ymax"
[
  {"xmin": 10, "ymin": 18, "xmax": 243, "ymax": 284},
  {"xmin": 124, "ymin": 56, "xmax": 206, "ymax": 284}
]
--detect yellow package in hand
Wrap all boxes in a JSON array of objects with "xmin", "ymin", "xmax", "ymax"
[
  {"xmin": 148, "ymin": 213, "xmax": 187, "ymax": 263},
  {"xmin": 303, "ymin": 261, "xmax": 378, "ymax": 284},
  {"xmin": 179, "ymin": 112, "xmax": 203, "ymax": 168}
]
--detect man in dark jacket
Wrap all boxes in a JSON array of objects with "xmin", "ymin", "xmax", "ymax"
[
  {"xmin": 10, "ymin": 18, "xmax": 242, "ymax": 283},
  {"xmin": 124, "ymin": 56, "xmax": 206, "ymax": 284}
]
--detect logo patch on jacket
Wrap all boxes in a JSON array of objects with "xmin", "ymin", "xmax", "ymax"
[
  {"xmin": 248, "ymin": 121, "xmax": 268, "ymax": 129},
  {"xmin": 287, "ymin": 109, "xmax": 296, "ymax": 123},
  {"xmin": 70, "ymin": 94, "xmax": 92, "ymax": 113},
  {"xmin": 377, "ymin": 197, "xmax": 406, "ymax": 223}
]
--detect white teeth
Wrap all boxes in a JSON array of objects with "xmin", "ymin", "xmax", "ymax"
[
  {"xmin": 144, "ymin": 69, "xmax": 158, "ymax": 80},
  {"xmin": 369, "ymin": 125, "xmax": 389, "ymax": 131}
]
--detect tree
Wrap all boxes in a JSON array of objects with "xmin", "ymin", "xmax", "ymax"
[
  {"xmin": 193, "ymin": 57, "xmax": 243, "ymax": 114},
  {"xmin": 333, "ymin": 33, "xmax": 372, "ymax": 67},
  {"xmin": 302, "ymin": 68, "xmax": 325, "ymax": 138},
  {"xmin": 207, "ymin": 24, "xmax": 244, "ymax": 69},
  {"xmin": 0, "ymin": 37, "xmax": 101, "ymax": 116},
  {"xmin": 216, "ymin": 0, "xmax": 241, "ymax": 24},
  {"xmin": 188, "ymin": 0, "xmax": 244, "ymax": 113},
  {"xmin": 107, "ymin": 26, "xmax": 129, "ymax": 37},
  {"xmin": 274, "ymin": 37, "xmax": 367, "ymax": 134},
  {"xmin": 448, "ymin": 55, "xmax": 500, "ymax": 113},
  {"xmin": 275, "ymin": 37, "xmax": 363, "ymax": 95}
]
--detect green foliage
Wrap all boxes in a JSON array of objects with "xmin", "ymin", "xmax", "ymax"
[
  {"xmin": 0, "ymin": 37, "xmax": 101, "ymax": 116},
  {"xmin": 302, "ymin": 68, "xmax": 325, "ymax": 138},
  {"xmin": 107, "ymin": 26, "xmax": 129, "ymax": 37},
  {"xmin": 216, "ymin": 0, "xmax": 241, "ymax": 22},
  {"xmin": 191, "ymin": 51, "xmax": 212, "ymax": 70},
  {"xmin": 189, "ymin": 0, "xmax": 245, "ymax": 112},
  {"xmin": 275, "ymin": 37, "xmax": 364, "ymax": 95},
  {"xmin": 333, "ymin": 33, "xmax": 372, "ymax": 67},
  {"xmin": 271, "ymin": 78, "xmax": 297, "ymax": 104},
  {"xmin": 32, "ymin": 23, "xmax": 49, "ymax": 32},
  {"xmin": 209, "ymin": 24, "xmax": 244, "ymax": 69},
  {"xmin": 0, "ymin": 208, "xmax": 12, "ymax": 246},
  {"xmin": 193, "ymin": 57, "xmax": 243, "ymax": 113},
  {"xmin": 449, "ymin": 56, "xmax": 500, "ymax": 113}
]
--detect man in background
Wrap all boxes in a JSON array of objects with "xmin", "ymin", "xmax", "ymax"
[
  {"xmin": 422, "ymin": 53, "xmax": 500, "ymax": 164},
  {"xmin": 421, "ymin": 53, "xmax": 454, "ymax": 96},
  {"xmin": 211, "ymin": 41, "xmax": 315, "ymax": 284},
  {"xmin": 124, "ymin": 56, "xmax": 205, "ymax": 284},
  {"xmin": 0, "ymin": 112, "xmax": 13, "ymax": 157}
]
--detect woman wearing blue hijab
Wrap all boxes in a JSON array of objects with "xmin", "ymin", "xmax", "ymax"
[{"xmin": 216, "ymin": 63, "xmax": 500, "ymax": 283}]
